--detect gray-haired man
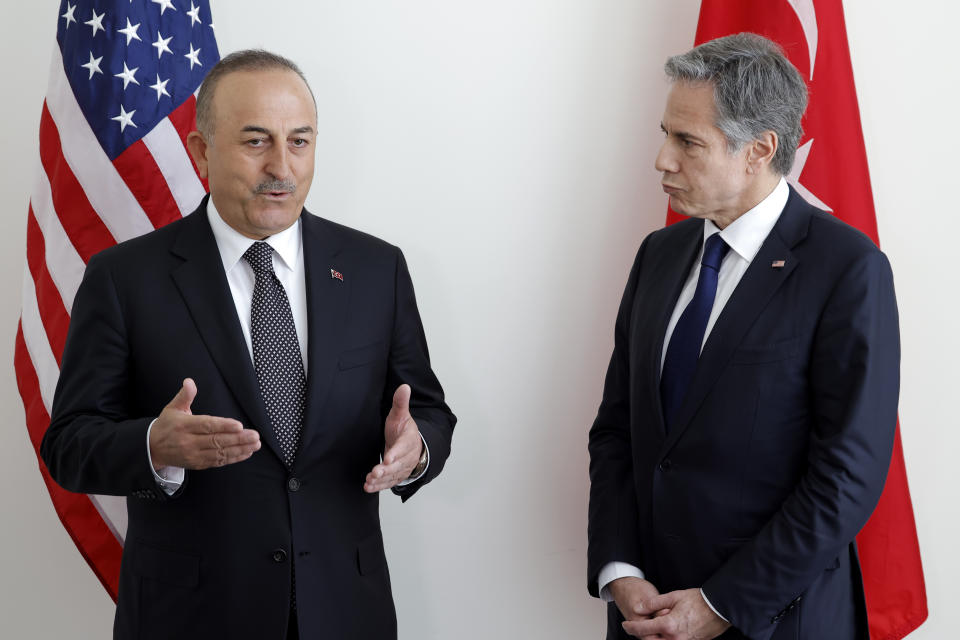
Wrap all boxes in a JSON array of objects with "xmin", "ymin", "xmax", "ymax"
[
  {"xmin": 42, "ymin": 49, "xmax": 456, "ymax": 639},
  {"xmin": 587, "ymin": 33, "xmax": 898, "ymax": 640}
]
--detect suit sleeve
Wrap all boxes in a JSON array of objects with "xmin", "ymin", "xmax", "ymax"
[
  {"xmin": 587, "ymin": 242, "xmax": 648, "ymax": 597},
  {"xmin": 385, "ymin": 248, "xmax": 456, "ymax": 501},
  {"xmin": 702, "ymin": 249, "xmax": 900, "ymax": 638},
  {"xmin": 40, "ymin": 252, "xmax": 168, "ymax": 500}
]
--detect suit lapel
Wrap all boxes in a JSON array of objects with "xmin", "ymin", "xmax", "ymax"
[
  {"xmin": 630, "ymin": 220, "xmax": 703, "ymax": 437},
  {"xmin": 298, "ymin": 212, "xmax": 349, "ymax": 456},
  {"xmin": 662, "ymin": 188, "xmax": 813, "ymax": 451},
  {"xmin": 168, "ymin": 201, "xmax": 281, "ymax": 460}
]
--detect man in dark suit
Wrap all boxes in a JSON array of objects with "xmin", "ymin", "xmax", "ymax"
[
  {"xmin": 587, "ymin": 34, "xmax": 898, "ymax": 640},
  {"xmin": 41, "ymin": 50, "xmax": 455, "ymax": 639}
]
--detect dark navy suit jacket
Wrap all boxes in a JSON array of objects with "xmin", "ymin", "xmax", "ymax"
[
  {"xmin": 587, "ymin": 187, "xmax": 899, "ymax": 640},
  {"xmin": 42, "ymin": 198, "xmax": 456, "ymax": 639}
]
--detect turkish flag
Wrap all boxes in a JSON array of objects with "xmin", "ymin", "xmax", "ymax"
[{"xmin": 669, "ymin": 2, "xmax": 928, "ymax": 638}]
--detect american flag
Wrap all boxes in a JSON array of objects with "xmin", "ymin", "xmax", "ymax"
[{"xmin": 15, "ymin": 0, "xmax": 219, "ymax": 599}]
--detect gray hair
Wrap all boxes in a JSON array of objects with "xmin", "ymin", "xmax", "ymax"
[
  {"xmin": 665, "ymin": 33, "xmax": 808, "ymax": 175},
  {"xmin": 195, "ymin": 49, "xmax": 316, "ymax": 140}
]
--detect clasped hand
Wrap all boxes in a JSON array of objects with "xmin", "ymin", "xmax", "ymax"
[{"xmin": 611, "ymin": 578, "xmax": 730, "ymax": 640}]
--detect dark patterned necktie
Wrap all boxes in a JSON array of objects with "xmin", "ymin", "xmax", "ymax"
[
  {"xmin": 242, "ymin": 241, "xmax": 305, "ymax": 467},
  {"xmin": 660, "ymin": 233, "xmax": 730, "ymax": 431}
]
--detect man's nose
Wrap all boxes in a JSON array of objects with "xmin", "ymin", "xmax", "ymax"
[
  {"xmin": 654, "ymin": 140, "xmax": 677, "ymax": 173},
  {"xmin": 264, "ymin": 143, "xmax": 292, "ymax": 181}
]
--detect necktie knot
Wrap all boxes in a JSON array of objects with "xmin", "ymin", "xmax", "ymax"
[
  {"xmin": 701, "ymin": 233, "xmax": 730, "ymax": 272},
  {"xmin": 243, "ymin": 241, "xmax": 275, "ymax": 277}
]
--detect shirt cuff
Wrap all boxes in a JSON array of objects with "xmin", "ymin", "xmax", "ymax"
[
  {"xmin": 396, "ymin": 433, "xmax": 430, "ymax": 487},
  {"xmin": 598, "ymin": 562, "xmax": 645, "ymax": 602},
  {"xmin": 146, "ymin": 418, "xmax": 185, "ymax": 496},
  {"xmin": 700, "ymin": 588, "xmax": 729, "ymax": 623}
]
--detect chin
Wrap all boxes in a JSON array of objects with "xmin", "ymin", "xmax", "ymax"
[
  {"xmin": 668, "ymin": 198, "xmax": 691, "ymax": 217},
  {"xmin": 252, "ymin": 209, "xmax": 300, "ymax": 233}
]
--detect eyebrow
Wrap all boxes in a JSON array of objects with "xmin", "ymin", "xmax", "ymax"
[
  {"xmin": 661, "ymin": 123, "xmax": 704, "ymax": 144},
  {"xmin": 240, "ymin": 125, "xmax": 315, "ymax": 135}
]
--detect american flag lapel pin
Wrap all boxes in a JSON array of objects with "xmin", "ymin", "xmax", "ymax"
[
  {"xmin": 771, "ymin": 260, "xmax": 786, "ymax": 269},
  {"xmin": 330, "ymin": 268, "xmax": 344, "ymax": 282}
]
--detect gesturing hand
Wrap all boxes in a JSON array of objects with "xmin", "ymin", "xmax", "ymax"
[
  {"xmin": 148, "ymin": 378, "xmax": 261, "ymax": 470},
  {"xmin": 364, "ymin": 384, "xmax": 423, "ymax": 493},
  {"xmin": 621, "ymin": 588, "xmax": 730, "ymax": 640}
]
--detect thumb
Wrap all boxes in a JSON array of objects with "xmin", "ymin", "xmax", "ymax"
[
  {"xmin": 167, "ymin": 378, "xmax": 197, "ymax": 413},
  {"xmin": 391, "ymin": 384, "xmax": 411, "ymax": 415}
]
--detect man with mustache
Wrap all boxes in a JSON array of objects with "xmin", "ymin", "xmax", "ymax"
[
  {"xmin": 42, "ymin": 49, "xmax": 456, "ymax": 639},
  {"xmin": 587, "ymin": 34, "xmax": 898, "ymax": 639}
]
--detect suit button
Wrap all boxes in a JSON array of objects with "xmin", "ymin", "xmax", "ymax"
[
  {"xmin": 272, "ymin": 549, "xmax": 287, "ymax": 563},
  {"xmin": 659, "ymin": 459, "xmax": 673, "ymax": 472},
  {"xmin": 287, "ymin": 477, "xmax": 301, "ymax": 492}
]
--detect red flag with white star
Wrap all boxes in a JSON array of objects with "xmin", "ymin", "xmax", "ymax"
[{"xmin": 668, "ymin": 2, "xmax": 927, "ymax": 638}]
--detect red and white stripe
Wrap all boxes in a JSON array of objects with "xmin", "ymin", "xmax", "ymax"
[{"xmin": 15, "ymin": 43, "xmax": 207, "ymax": 602}]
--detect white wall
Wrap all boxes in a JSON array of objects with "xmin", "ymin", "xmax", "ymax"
[{"xmin": 1, "ymin": 1, "xmax": 955, "ymax": 638}]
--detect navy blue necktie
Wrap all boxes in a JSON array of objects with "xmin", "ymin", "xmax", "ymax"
[{"xmin": 660, "ymin": 233, "xmax": 730, "ymax": 430}]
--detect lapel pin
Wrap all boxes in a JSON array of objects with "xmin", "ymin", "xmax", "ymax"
[
  {"xmin": 771, "ymin": 260, "xmax": 786, "ymax": 269},
  {"xmin": 330, "ymin": 268, "xmax": 344, "ymax": 282}
]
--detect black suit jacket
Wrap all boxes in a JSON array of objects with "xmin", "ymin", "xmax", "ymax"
[
  {"xmin": 41, "ymin": 199, "xmax": 456, "ymax": 639},
  {"xmin": 587, "ymin": 187, "xmax": 899, "ymax": 640}
]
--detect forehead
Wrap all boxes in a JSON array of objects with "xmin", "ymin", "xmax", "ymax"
[
  {"xmin": 662, "ymin": 82, "xmax": 721, "ymax": 137},
  {"xmin": 211, "ymin": 68, "xmax": 316, "ymax": 126}
]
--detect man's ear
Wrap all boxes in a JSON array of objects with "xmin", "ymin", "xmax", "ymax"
[
  {"xmin": 186, "ymin": 131, "xmax": 210, "ymax": 179},
  {"xmin": 746, "ymin": 130, "xmax": 778, "ymax": 174}
]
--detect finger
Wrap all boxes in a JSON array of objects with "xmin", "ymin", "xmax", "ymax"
[
  {"xmin": 366, "ymin": 462, "xmax": 409, "ymax": 485},
  {"xmin": 391, "ymin": 384, "xmax": 411, "ymax": 414},
  {"xmin": 370, "ymin": 460, "xmax": 417, "ymax": 480},
  {"xmin": 198, "ymin": 429, "xmax": 261, "ymax": 450},
  {"xmin": 167, "ymin": 378, "xmax": 198, "ymax": 413},
  {"xmin": 363, "ymin": 464, "xmax": 409, "ymax": 492},
  {"xmin": 195, "ymin": 442, "xmax": 261, "ymax": 469},
  {"xmin": 181, "ymin": 414, "xmax": 245, "ymax": 435},
  {"xmin": 643, "ymin": 593, "xmax": 677, "ymax": 614},
  {"xmin": 622, "ymin": 618, "xmax": 668, "ymax": 638},
  {"xmin": 364, "ymin": 473, "xmax": 397, "ymax": 492},
  {"xmin": 216, "ymin": 441, "xmax": 262, "ymax": 465},
  {"xmin": 363, "ymin": 475, "xmax": 401, "ymax": 492}
]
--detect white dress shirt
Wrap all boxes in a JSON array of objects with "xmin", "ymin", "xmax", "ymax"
[
  {"xmin": 598, "ymin": 178, "xmax": 789, "ymax": 618},
  {"xmin": 146, "ymin": 200, "xmax": 427, "ymax": 493}
]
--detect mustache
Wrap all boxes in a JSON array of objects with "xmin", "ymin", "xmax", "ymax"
[{"xmin": 254, "ymin": 179, "xmax": 296, "ymax": 194}]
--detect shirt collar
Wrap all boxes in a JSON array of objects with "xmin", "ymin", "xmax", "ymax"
[
  {"xmin": 206, "ymin": 198, "xmax": 302, "ymax": 274},
  {"xmin": 703, "ymin": 177, "xmax": 789, "ymax": 264}
]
